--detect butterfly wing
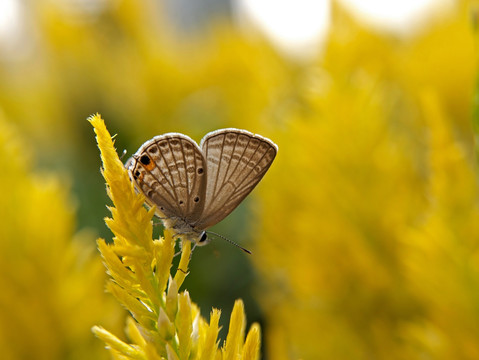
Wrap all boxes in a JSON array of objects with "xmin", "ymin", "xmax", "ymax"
[
  {"xmin": 128, "ymin": 133, "xmax": 207, "ymax": 223},
  {"xmin": 197, "ymin": 128, "xmax": 278, "ymax": 230}
]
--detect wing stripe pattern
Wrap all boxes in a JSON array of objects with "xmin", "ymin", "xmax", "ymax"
[
  {"xmin": 130, "ymin": 152, "xmax": 177, "ymax": 218},
  {"xmin": 213, "ymin": 131, "xmax": 243, "ymax": 198},
  {"xmin": 208, "ymin": 132, "xmax": 250, "ymax": 202},
  {"xmin": 151, "ymin": 142, "xmax": 175, "ymax": 200},
  {"xmin": 211, "ymin": 131, "xmax": 225, "ymax": 199},
  {"xmin": 167, "ymin": 138, "xmax": 183, "ymax": 205},
  {"xmin": 129, "ymin": 134, "xmax": 206, "ymax": 223},
  {"xmin": 136, "ymin": 160, "xmax": 174, "ymax": 214},
  {"xmin": 134, "ymin": 140, "xmax": 183, "ymax": 218},
  {"xmin": 197, "ymin": 129, "xmax": 277, "ymax": 229},
  {"xmin": 222, "ymin": 140, "xmax": 274, "ymax": 209},
  {"xmin": 219, "ymin": 133, "xmax": 248, "ymax": 198},
  {"xmin": 178, "ymin": 137, "xmax": 205, "ymax": 220},
  {"xmin": 223, "ymin": 144, "xmax": 274, "ymax": 208},
  {"xmin": 179, "ymin": 139, "xmax": 190, "ymax": 214}
]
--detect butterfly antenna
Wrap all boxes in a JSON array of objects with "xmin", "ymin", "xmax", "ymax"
[
  {"xmin": 206, "ymin": 231, "xmax": 252, "ymax": 255},
  {"xmin": 120, "ymin": 149, "xmax": 128, "ymax": 162}
]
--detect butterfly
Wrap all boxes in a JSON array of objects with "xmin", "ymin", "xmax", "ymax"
[{"xmin": 126, "ymin": 128, "xmax": 278, "ymax": 250}]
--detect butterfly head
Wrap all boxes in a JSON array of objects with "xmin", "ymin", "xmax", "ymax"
[{"xmin": 170, "ymin": 220, "xmax": 211, "ymax": 246}]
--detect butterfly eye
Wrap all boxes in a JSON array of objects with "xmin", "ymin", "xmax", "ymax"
[
  {"xmin": 197, "ymin": 167, "xmax": 204, "ymax": 174},
  {"xmin": 199, "ymin": 231, "xmax": 208, "ymax": 243}
]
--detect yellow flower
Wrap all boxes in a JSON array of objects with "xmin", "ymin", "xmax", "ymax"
[
  {"xmin": 0, "ymin": 112, "xmax": 122, "ymax": 359},
  {"xmin": 252, "ymin": 4, "xmax": 479, "ymax": 359},
  {"xmin": 89, "ymin": 114, "xmax": 260, "ymax": 360}
]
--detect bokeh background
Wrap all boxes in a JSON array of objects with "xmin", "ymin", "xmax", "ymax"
[{"xmin": 1, "ymin": 0, "xmax": 478, "ymax": 359}]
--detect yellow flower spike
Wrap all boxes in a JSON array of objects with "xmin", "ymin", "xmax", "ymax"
[
  {"xmin": 242, "ymin": 323, "xmax": 261, "ymax": 360},
  {"xmin": 133, "ymin": 258, "xmax": 162, "ymax": 309},
  {"xmin": 177, "ymin": 291, "xmax": 194, "ymax": 359},
  {"xmin": 143, "ymin": 343, "xmax": 163, "ymax": 360},
  {"xmin": 106, "ymin": 282, "xmax": 156, "ymax": 325},
  {"xmin": 190, "ymin": 305, "xmax": 202, "ymax": 359},
  {"xmin": 166, "ymin": 344, "xmax": 180, "ymax": 360},
  {"xmin": 97, "ymin": 239, "xmax": 139, "ymax": 292},
  {"xmin": 199, "ymin": 309, "xmax": 221, "ymax": 360},
  {"xmin": 154, "ymin": 229, "xmax": 176, "ymax": 297},
  {"xmin": 126, "ymin": 317, "xmax": 147, "ymax": 348},
  {"xmin": 90, "ymin": 115, "xmax": 261, "ymax": 359},
  {"xmin": 174, "ymin": 239, "xmax": 192, "ymax": 288},
  {"xmin": 92, "ymin": 326, "xmax": 146, "ymax": 360},
  {"xmin": 215, "ymin": 349, "xmax": 223, "ymax": 360},
  {"xmin": 158, "ymin": 307, "xmax": 176, "ymax": 340},
  {"xmin": 88, "ymin": 114, "xmax": 154, "ymax": 252},
  {"xmin": 166, "ymin": 277, "xmax": 179, "ymax": 321},
  {"xmin": 224, "ymin": 300, "xmax": 246, "ymax": 360}
]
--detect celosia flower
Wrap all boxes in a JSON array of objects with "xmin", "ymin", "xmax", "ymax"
[
  {"xmin": 89, "ymin": 114, "xmax": 260, "ymax": 360},
  {"xmin": 253, "ymin": 5, "xmax": 479, "ymax": 359},
  {"xmin": 0, "ymin": 113, "xmax": 122, "ymax": 360}
]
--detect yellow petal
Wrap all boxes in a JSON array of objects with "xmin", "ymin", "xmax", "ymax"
[
  {"xmin": 223, "ymin": 299, "xmax": 246, "ymax": 360},
  {"xmin": 242, "ymin": 323, "xmax": 261, "ymax": 360}
]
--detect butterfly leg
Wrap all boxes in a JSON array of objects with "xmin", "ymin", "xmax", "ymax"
[
  {"xmin": 189, "ymin": 242, "xmax": 197, "ymax": 260},
  {"xmin": 173, "ymin": 249, "xmax": 182, "ymax": 257},
  {"xmin": 172, "ymin": 233, "xmax": 182, "ymax": 257},
  {"xmin": 152, "ymin": 220, "xmax": 163, "ymax": 227},
  {"xmin": 171, "ymin": 231, "xmax": 191, "ymax": 257}
]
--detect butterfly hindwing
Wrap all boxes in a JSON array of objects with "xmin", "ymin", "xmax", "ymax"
[{"xmin": 197, "ymin": 129, "xmax": 278, "ymax": 229}]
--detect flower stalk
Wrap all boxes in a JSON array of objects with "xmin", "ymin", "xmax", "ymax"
[{"xmin": 89, "ymin": 114, "xmax": 260, "ymax": 360}]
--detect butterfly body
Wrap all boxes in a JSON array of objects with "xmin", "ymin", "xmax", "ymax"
[{"xmin": 127, "ymin": 128, "xmax": 277, "ymax": 246}]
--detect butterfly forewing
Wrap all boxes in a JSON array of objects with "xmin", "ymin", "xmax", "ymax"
[
  {"xmin": 197, "ymin": 129, "xmax": 277, "ymax": 229},
  {"xmin": 129, "ymin": 134, "xmax": 207, "ymax": 222}
]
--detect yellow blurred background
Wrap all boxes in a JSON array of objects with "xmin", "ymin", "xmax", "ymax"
[{"xmin": 0, "ymin": 0, "xmax": 478, "ymax": 359}]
